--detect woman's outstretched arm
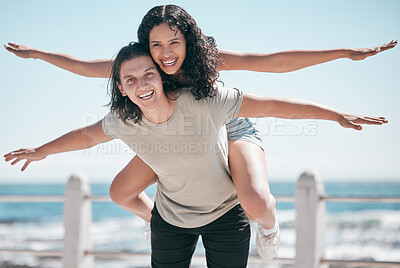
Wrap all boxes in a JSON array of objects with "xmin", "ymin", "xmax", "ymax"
[
  {"xmin": 218, "ymin": 40, "xmax": 397, "ymax": 73},
  {"xmin": 4, "ymin": 42, "xmax": 113, "ymax": 78},
  {"xmin": 6, "ymin": 41, "xmax": 397, "ymax": 77},
  {"xmin": 3, "ymin": 120, "xmax": 112, "ymax": 171},
  {"xmin": 238, "ymin": 92, "xmax": 388, "ymax": 130}
]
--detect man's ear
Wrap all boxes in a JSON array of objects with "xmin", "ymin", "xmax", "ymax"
[{"xmin": 117, "ymin": 81, "xmax": 127, "ymax": 96}]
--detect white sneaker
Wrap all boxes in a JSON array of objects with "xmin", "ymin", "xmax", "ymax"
[
  {"xmin": 144, "ymin": 221, "xmax": 151, "ymax": 242},
  {"xmin": 256, "ymin": 223, "xmax": 280, "ymax": 260}
]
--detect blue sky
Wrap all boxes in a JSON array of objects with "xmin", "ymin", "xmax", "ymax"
[{"xmin": 0, "ymin": 0, "xmax": 399, "ymax": 183}]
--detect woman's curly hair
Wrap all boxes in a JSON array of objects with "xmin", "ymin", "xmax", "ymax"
[
  {"xmin": 138, "ymin": 4, "xmax": 221, "ymax": 100},
  {"xmin": 108, "ymin": 42, "xmax": 178, "ymax": 123}
]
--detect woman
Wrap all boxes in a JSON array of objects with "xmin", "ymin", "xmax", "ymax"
[
  {"xmin": 4, "ymin": 42, "xmax": 387, "ymax": 267},
  {"xmin": 4, "ymin": 4, "xmax": 396, "ymax": 260}
]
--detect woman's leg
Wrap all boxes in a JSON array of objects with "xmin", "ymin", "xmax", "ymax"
[
  {"xmin": 226, "ymin": 118, "xmax": 279, "ymax": 260},
  {"xmin": 228, "ymin": 140, "xmax": 276, "ymax": 229},
  {"xmin": 109, "ymin": 155, "xmax": 157, "ymax": 222}
]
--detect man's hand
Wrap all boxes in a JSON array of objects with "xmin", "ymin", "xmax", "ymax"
[
  {"xmin": 4, "ymin": 148, "xmax": 47, "ymax": 171},
  {"xmin": 337, "ymin": 114, "xmax": 388, "ymax": 130}
]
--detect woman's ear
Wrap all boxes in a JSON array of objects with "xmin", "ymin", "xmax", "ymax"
[{"xmin": 117, "ymin": 81, "xmax": 127, "ymax": 96}]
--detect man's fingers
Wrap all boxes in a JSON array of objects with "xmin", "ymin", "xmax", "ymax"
[
  {"xmin": 4, "ymin": 152, "xmax": 20, "ymax": 162},
  {"xmin": 21, "ymin": 161, "xmax": 31, "ymax": 172},
  {"xmin": 4, "ymin": 149, "xmax": 35, "ymax": 162},
  {"xmin": 4, "ymin": 155, "xmax": 15, "ymax": 162},
  {"xmin": 11, "ymin": 149, "xmax": 29, "ymax": 154},
  {"xmin": 11, "ymin": 158, "xmax": 23, "ymax": 165},
  {"xmin": 347, "ymin": 121, "xmax": 362, "ymax": 130},
  {"xmin": 355, "ymin": 124, "xmax": 362, "ymax": 130},
  {"xmin": 354, "ymin": 116, "xmax": 388, "ymax": 125},
  {"xmin": 356, "ymin": 118, "xmax": 382, "ymax": 125},
  {"xmin": 340, "ymin": 119, "xmax": 361, "ymax": 130},
  {"xmin": 342, "ymin": 115, "xmax": 387, "ymax": 130},
  {"xmin": 364, "ymin": 116, "xmax": 388, "ymax": 123}
]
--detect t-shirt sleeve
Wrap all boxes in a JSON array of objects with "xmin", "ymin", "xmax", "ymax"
[
  {"xmin": 102, "ymin": 111, "xmax": 120, "ymax": 139},
  {"xmin": 207, "ymin": 87, "xmax": 243, "ymax": 125}
]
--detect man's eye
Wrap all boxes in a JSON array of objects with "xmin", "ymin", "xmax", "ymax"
[{"xmin": 145, "ymin": 72, "xmax": 154, "ymax": 78}]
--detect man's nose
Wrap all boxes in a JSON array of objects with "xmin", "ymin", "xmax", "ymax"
[{"xmin": 138, "ymin": 78, "xmax": 148, "ymax": 89}]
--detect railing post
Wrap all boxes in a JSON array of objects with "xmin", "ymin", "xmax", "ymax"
[
  {"xmin": 62, "ymin": 173, "xmax": 94, "ymax": 268},
  {"xmin": 294, "ymin": 171, "xmax": 327, "ymax": 268}
]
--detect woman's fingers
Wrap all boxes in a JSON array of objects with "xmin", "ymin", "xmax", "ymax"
[
  {"xmin": 377, "ymin": 40, "xmax": 397, "ymax": 52},
  {"xmin": 7, "ymin": 42, "xmax": 20, "ymax": 49},
  {"xmin": 3, "ymin": 42, "xmax": 32, "ymax": 58},
  {"xmin": 351, "ymin": 40, "xmax": 397, "ymax": 60},
  {"xmin": 3, "ymin": 44, "xmax": 14, "ymax": 52}
]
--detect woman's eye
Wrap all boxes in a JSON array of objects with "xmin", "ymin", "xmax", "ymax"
[
  {"xmin": 152, "ymin": 43, "xmax": 161, "ymax": 47},
  {"xmin": 127, "ymin": 78, "xmax": 135, "ymax": 83}
]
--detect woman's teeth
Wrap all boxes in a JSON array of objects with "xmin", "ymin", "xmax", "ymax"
[
  {"xmin": 161, "ymin": 58, "xmax": 177, "ymax": 66},
  {"xmin": 139, "ymin": 90, "xmax": 154, "ymax": 99}
]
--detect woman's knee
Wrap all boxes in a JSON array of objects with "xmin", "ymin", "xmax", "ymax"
[
  {"xmin": 109, "ymin": 175, "xmax": 127, "ymax": 205},
  {"xmin": 109, "ymin": 156, "xmax": 157, "ymax": 205},
  {"xmin": 109, "ymin": 172, "xmax": 141, "ymax": 205}
]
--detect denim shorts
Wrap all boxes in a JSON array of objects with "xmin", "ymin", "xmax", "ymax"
[{"xmin": 226, "ymin": 117, "xmax": 264, "ymax": 150}]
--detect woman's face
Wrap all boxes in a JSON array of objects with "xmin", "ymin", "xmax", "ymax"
[
  {"xmin": 117, "ymin": 55, "xmax": 166, "ymax": 116},
  {"xmin": 149, "ymin": 23, "xmax": 187, "ymax": 75}
]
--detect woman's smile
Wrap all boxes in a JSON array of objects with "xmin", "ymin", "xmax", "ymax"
[{"xmin": 160, "ymin": 57, "xmax": 178, "ymax": 68}]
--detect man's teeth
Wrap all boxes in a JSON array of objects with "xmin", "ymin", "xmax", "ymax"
[
  {"xmin": 139, "ymin": 91, "xmax": 154, "ymax": 99},
  {"xmin": 162, "ymin": 58, "xmax": 177, "ymax": 66}
]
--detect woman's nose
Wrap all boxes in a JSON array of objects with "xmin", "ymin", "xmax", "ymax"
[{"xmin": 161, "ymin": 46, "xmax": 172, "ymax": 57}]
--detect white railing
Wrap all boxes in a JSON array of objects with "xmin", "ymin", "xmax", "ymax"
[{"xmin": 0, "ymin": 172, "xmax": 399, "ymax": 268}]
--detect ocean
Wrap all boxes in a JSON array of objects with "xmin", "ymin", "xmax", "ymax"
[{"xmin": 0, "ymin": 181, "xmax": 399, "ymax": 267}]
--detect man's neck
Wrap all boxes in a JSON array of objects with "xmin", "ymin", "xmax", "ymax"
[{"xmin": 142, "ymin": 98, "xmax": 175, "ymax": 124}]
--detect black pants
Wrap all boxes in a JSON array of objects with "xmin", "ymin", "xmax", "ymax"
[{"xmin": 151, "ymin": 204, "xmax": 250, "ymax": 268}]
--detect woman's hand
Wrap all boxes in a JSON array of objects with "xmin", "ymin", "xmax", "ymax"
[
  {"xmin": 4, "ymin": 148, "xmax": 47, "ymax": 171},
  {"xmin": 337, "ymin": 114, "xmax": 388, "ymax": 130},
  {"xmin": 348, "ymin": 40, "xmax": 397, "ymax": 61},
  {"xmin": 3, "ymin": 42, "xmax": 37, "ymax": 59},
  {"xmin": 4, "ymin": 42, "xmax": 113, "ymax": 78}
]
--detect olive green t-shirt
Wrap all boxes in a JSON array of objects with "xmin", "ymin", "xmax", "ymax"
[{"xmin": 102, "ymin": 87, "xmax": 243, "ymax": 228}]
